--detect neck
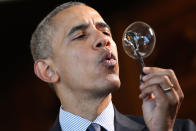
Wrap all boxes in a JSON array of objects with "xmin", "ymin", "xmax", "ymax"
[{"xmin": 56, "ymin": 86, "xmax": 112, "ymax": 121}]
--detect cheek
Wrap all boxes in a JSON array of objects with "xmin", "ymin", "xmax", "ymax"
[
  {"xmin": 111, "ymin": 42, "xmax": 119, "ymax": 60},
  {"xmin": 60, "ymin": 50, "xmax": 100, "ymax": 88},
  {"xmin": 111, "ymin": 40, "xmax": 117, "ymax": 47},
  {"xmin": 57, "ymin": 48, "xmax": 95, "ymax": 79},
  {"xmin": 63, "ymin": 50, "xmax": 86, "ymax": 72}
]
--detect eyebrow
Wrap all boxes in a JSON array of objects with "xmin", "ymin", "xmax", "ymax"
[
  {"xmin": 67, "ymin": 22, "xmax": 111, "ymax": 37},
  {"xmin": 96, "ymin": 22, "xmax": 111, "ymax": 31},
  {"xmin": 67, "ymin": 24, "xmax": 88, "ymax": 36}
]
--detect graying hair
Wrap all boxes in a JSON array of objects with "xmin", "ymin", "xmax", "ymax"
[{"xmin": 30, "ymin": 2, "xmax": 86, "ymax": 61}]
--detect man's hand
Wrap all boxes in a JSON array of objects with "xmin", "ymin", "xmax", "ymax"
[{"xmin": 139, "ymin": 67, "xmax": 184, "ymax": 131}]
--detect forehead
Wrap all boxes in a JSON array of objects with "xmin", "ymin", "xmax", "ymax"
[{"xmin": 51, "ymin": 5, "xmax": 105, "ymax": 32}]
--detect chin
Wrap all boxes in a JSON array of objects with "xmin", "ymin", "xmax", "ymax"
[
  {"xmin": 93, "ymin": 80, "xmax": 120, "ymax": 98},
  {"xmin": 105, "ymin": 74, "xmax": 121, "ymax": 90},
  {"xmin": 90, "ymin": 73, "xmax": 120, "ymax": 97}
]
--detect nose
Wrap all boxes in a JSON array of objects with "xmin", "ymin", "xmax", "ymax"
[{"xmin": 92, "ymin": 32, "xmax": 111, "ymax": 50}]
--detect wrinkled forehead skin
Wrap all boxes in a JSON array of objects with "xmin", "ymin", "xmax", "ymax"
[{"xmin": 50, "ymin": 5, "xmax": 106, "ymax": 49}]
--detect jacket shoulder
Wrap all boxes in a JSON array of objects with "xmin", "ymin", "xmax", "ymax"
[
  {"xmin": 126, "ymin": 115, "xmax": 146, "ymax": 125},
  {"xmin": 124, "ymin": 115, "xmax": 196, "ymax": 131},
  {"xmin": 174, "ymin": 119, "xmax": 196, "ymax": 131}
]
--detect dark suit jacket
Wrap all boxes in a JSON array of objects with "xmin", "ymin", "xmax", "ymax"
[{"xmin": 50, "ymin": 107, "xmax": 196, "ymax": 131}]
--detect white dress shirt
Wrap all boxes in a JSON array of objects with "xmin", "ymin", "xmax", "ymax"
[{"xmin": 59, "ymin": 101, "xmax": 115, "ymax": 131}]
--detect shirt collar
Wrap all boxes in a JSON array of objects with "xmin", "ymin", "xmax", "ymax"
[
  {"xmin": 59, "ymin": 101, "xmax": 114, "ymax": 131},
  {"xmin": 94, "ymin": 101, "xmax": 114, "ymax": 131}
]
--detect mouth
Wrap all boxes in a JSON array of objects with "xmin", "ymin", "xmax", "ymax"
[{"xmin": 100, "ymin": 50, "xmax": 117, "ymax": 67}]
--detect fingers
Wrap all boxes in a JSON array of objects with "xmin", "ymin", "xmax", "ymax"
[
  {"xmin": 142, "ymin": 67, "xmax": 184, "ymax": 101},
  {"xmin": 139, "ymin": 67, "xmax": 184, "ymax": 130},
  {"xmin": 143, "ymin": 67, "xmax": 176, "ymax": 89},
  {"xmin": 139, "ymin": 85, "xmax": 166, "ymax": 101},
  {"xmin": 140, "ymin": 75, "xmax": 174, "ymax": 91},
  {"xmin": 139, "ymin": 84, "xmax": 181, "ymax": 121},
  {"xmin": 140, "ymin": 67, "xmax": 184, "ymax": 105},
  {"xmin": 139, "ymin": 84, "xmax": 179, "ymax": 106}
]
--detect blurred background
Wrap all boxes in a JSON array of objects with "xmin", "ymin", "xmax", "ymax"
[{"xmin": 1, "ymin": 0, "xmax": 196, "ymax": 130}]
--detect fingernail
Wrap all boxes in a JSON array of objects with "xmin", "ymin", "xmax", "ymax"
[
  {"xmin": 142, "ymin": 75, "xmax": 148, "ymax": 81},
  {"xmin": 139, "ymin": 94, "xmax": 142, "ymax": 99},
  {"xmin": 140, "ymin": 83, "xmax": 144, "ymax": 89},
  {"xmin": 143, "ymin": 67, "xmax": 150, "ymax": 72}
]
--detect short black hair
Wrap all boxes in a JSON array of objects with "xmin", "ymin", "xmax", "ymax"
[
  {"xmin": 30, "ymin": 2, "xmax": 86, "ymax": 89},
  {"xmin": 30, "ymin": 2, "xmax": 86, "ymax": 61}
]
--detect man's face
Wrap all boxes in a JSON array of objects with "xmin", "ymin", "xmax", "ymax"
[{"xmin": 50, "ymin": 5, "xmax": 121, "ymax": 95}]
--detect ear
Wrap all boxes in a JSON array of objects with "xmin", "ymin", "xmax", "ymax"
[{"xmin": 34, "ymin": 59, "xmax": 59, "ymax": 83}]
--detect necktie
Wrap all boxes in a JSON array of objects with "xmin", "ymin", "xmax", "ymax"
[{"xmin": 86, "ymin": 123, "xmax": 106, "ymax": 131}]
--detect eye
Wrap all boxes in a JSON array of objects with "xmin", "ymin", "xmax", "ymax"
[
  {"xmin": 73, "ymin": 34, "xmax": 86, "ymax": 40},
  {"xmin": 103, "ymin": 31, "xmax": 111, "ymax": 36}
]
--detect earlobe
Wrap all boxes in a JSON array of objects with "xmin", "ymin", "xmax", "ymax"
[{"xmin": 34, "ymin": 60, "xmax": 59, "ymax": 83}]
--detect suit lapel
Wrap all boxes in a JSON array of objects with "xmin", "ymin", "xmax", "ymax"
[{"xmin": 114, "ymin": 107, "xmax": 147, "ymax": 131}]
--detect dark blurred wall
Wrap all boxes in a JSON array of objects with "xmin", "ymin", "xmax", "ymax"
[{"xmin": 1, "ymin": 0, "xmax": 196, "ymax": 130}]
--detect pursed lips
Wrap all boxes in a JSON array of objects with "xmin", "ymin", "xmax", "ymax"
[{"xmin": 100, "ymin": 50, "xmax": 117, "ymax": 67}]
